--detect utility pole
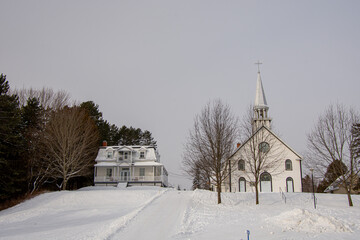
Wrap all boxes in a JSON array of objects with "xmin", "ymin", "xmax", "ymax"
[{"xmin": 228, "ymin": 159, "xmax": 232, "ymax": 192}]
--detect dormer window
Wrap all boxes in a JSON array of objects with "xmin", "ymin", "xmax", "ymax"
[
  {"xmin": 140, "ymin": 151, "xmax": 145, "ymax": 159},
  {"xmin": 119, "ymin": 151, "xmax": 129, "ymax": 160},
  {"xmin": 107, "ymin": 151, "xmax": 113, "ymax": 159}
]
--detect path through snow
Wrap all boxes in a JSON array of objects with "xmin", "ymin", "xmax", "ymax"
[{"xmin": 108, "ymin": 190, "xmax": 193, "ymax": 240}]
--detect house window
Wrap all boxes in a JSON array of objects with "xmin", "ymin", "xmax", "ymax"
[
  {"xmin": 140, "ymin": 151, "xmax": 145, "ymax": 159},
  {"xmin": 140, "ymin": 168, "xmax": 145, "ymax": 176},
  {"xmin": 107, "ymin": 151, "xmax": 113, "ymax": 159},
  {"xmin": 238, "ymin": 159, "xmax": 245, "ymax": 171},
  {"xmin": 106, "ymin": 168, "xmax": 112, "ymax": 177},
  {"xmin": 119, "ymin": 151, "xmax": 129, "ymax": 160},
  {"xmin": 285, "ymin": 159, "xmax": 292, "ymax": 171},
  {"xmin": 259, "ymin": 142, "xmax": 270, "ymax": 153}
]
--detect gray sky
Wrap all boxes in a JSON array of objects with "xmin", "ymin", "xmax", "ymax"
[{"xmin": 1, "ymin": 0, "xmax": 360, "ymax": 189}]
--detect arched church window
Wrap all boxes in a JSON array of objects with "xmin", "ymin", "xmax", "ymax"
[
  {"xmin": 286, "ymin": 177, "xmax": 294, "ymax": 192},
  {"xmin": 239, "ymin": 177, "xmax": 246, "ymax": 192},
  {"xmin": 260, "ymin": 172, "xmax": 272, "ymax": 192},
  {"xmin": 259, "ymin": 142, "xmax": 270, "ymax": 153},
  {"xmin": 238, "ymin": 159, "xmax": 245, "ymax": 171},
  {"xmin": 285, "ymin": 159, "xmax": 292, "ymax": 171}
]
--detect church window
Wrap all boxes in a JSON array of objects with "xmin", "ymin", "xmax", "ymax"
[
  {"xmin": 260, "ymin": 172, "xmax": 272, "ymax": 192},
  {"xmin": 238, "ymin": 159, "xmax": 245, "ymax": 171},
  {"xmin": 285, "ymin": 159, "xmax": 292, "ymax": 171},
  {"xmin": 259, "ymin": 142, "xmax": 270, "ymax": 153},
  {"xmin": 286, "ymin": 177, "xmax": 294, "ymax": 192},
  {"xmin": 239, "ymin": 177, "xmax": 246, "ymax": 192}
]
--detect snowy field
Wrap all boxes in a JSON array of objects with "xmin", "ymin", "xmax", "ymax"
[{"xmin": 0, "ymin": 187, "xmax": 359, "ymax": 240}]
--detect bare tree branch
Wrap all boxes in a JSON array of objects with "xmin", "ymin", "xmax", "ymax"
[
  {"xmin": 306, "ymin": 104, "xmax": 359, "ymax": 206},
  {"xmin": 38, "ymin": 107, "xmax": 99, "ymax": 190},
  {"xmin": 234, "ymin": 104, "xmax": 285, "ymax": 204},
  {"xmin": 183, "ymin": 99, "xmax": 239, "ymax": 204}
]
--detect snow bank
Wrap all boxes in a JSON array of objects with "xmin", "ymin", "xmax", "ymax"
[
  {"xmin": 1, "ymin": 189, "xmax": 360, "ymax": 240},
  {"xmin": 269, "ymin": 208, "xmax": 352, "ymax": 233}
]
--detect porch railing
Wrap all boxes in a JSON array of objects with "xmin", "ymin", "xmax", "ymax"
[{"xmin": 94, "ymin": 175, "xmax": 163, "ymax": 182}]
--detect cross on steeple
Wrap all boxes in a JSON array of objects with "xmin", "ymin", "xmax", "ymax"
[{"xmin": 255, "ymin": 61, "xmax": 262, "ymax": 73}]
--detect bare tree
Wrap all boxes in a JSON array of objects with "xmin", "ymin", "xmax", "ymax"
[
  {"xmin": 38, "ymin": 107, "xmax": 99, "ymax": 190},
  {"xmin": 237, "ymin": 105, "xmax": 285, "ymax": 204},
  {"xmin": 183, "ymin": 100, "xmax": 239, "ymax": 204},
  {"xmin": 12, "ymin": 87, "xmax": 72, "ymax": 110},
  {"xmin": 307, "ymin": 104, "xmax": 359, "ymax": 206}
]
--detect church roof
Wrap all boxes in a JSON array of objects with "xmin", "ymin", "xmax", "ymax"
[
  {"xmin": 254, "ymin": 72, "xmax": 268, "ymax": 108},
  {"xmin": 230, "ymin": 125, "xmax": 302, "ymax": 160}
]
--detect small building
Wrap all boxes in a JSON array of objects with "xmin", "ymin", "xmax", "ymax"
[
  {"xmin": 324, "ymin": 174, "xmax": 360, "ymax": 194},
  {"xmin": 94, "ymin": 143, "xmax": 168, "ymax": 187},
  {"xmin": 223, "ymin": 68, "xmax": 303, "ymax": 193}
]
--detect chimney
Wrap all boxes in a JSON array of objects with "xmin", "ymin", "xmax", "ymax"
[
  {"xmin": 102, "ymin": 140, "xmax": 107, "ymax": 147},
  {"xmin": 237, "ymin": 143, "xmax": 241, "ymax": 148}
]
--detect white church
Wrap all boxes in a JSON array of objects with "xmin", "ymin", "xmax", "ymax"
[{"xmin": 223, "ymin": 67, "xmax": 303, "ymax": 193}]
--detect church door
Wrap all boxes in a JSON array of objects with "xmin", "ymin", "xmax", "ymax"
[
  {"xmin": 286, "ymin": 177, "xmax": 294, "ymax": 192},
  {"xmin": 260, "ymin": 172, "xmax": 272, "ymax": 192},
  {"xmin": 239, "ymin": 177, "xmax": 246, "ymax": 192}
]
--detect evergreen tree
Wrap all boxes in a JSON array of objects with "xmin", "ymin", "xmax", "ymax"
[
  {"xmin": 192, "ymin": 167, "xmax": 201, "ymax": 190},
  {"xmin": 80, "ymin": 101, "xmax": 103, "ymax": 125},
  {"xmin": 21, "ymin": 97, "xmax": 45, "ymax": 192},
  {"xmin": 317, "ymin": 160, "xmax": 348, "ymax": 193},
  {"xmin": 352, "ymin": 123, "xmax": 360, "ymax": 161},
  {"xmin": 80, "ymin": 101, "xmax": 158, "ymax": 147},
  {"xmin": 141, "ymin": 130, "xmax": 157, "ymax": 147},
  {"xmin": 301, "ymin": 175, "xmax": 313, "ymax": 192},
  {"xmin": 0, "ymin": 74, "xmax": 26, "ymax": 201}
]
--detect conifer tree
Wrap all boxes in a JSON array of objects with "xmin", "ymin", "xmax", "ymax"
[{"xmin": 0, "ymin": 74, "xmax": 26, "ymax": 201}]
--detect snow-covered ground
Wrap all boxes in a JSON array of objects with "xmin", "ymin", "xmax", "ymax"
[{"xmin": 0, "ymin": 187, "xmax": 359, "ymax": 240}]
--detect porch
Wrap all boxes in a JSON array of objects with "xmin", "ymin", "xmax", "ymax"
[{"xmin": 94, "ymin": 175, "xmax": 163, "ymax": 183}]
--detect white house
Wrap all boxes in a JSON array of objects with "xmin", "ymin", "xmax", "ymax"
[
  {"xmin": 94, "ymin": 143, "xmax": 168, "ymax": 187},
  {"xmin": 223, "ymin": 68, "xmax": 303, "ymax": 193}
]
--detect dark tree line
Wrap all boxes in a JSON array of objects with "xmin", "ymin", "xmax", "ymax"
[
  {"xmin": 0, "ymin": 74, "xmax": 157, "ymax": 205},
  {"xmin": 80, "ymin": 101, "xmax": 157, "ymax": 147}
]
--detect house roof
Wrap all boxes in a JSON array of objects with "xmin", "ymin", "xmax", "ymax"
[
  {"xmin": 230, "ymin": 125, "xmax": 302, "ymax": 160},
  {"xmin": 133, "ymin": 162, "xmax": 163, "ymax": 167},
  {"xmin": 324, "ymin": 172, "xmax": 360, "ymax": 193},
  {"xmin": 95, "ymin": 145, "xmax": 159, "ymax": 162},
  {"xmin": 94, "ymin": 162, "xmax": 117, "ymax": 167},
  {"xmin": 95, "ymin": 162, "xmax": 163, "ymax": 167}
]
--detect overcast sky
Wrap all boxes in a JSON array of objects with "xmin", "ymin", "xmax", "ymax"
[{"xmin": 1, "ymin": 0, "xmax": 359, "ymax": 189}]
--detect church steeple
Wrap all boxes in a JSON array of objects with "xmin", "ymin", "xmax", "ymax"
[{"xmin": 252, "ymin": 62, "xmax": 271, "ymax": 132}]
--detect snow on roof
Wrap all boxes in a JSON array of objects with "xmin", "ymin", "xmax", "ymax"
[
  {"xmin": 95, "ymin": 145, "xmax": 160, "ymax": 163},
  {"xmin": 94, "ymin": 162, "xmax": 117, "ymax": 167},
  {"xmin": 133, "ymin": 162, "xmax": 163, "ymax": 166}
]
